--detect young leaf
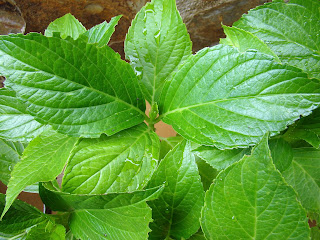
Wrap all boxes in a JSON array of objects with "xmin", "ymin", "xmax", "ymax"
[
  {"xmin": 220, "ymin": 25, "xmax": 280, "ymax": 61},
  {"xmin": 70, "ymin": 202, "xmax": 152, "ymax": 240},
  {"xmin": 160, "ymin": 44, "xmax": 320, "ymax": 148},
  {"xmin": 62, "ymin": 123, "xmax": 159, "ymax": 194},
  {"xmin": 268, "ymin": 138, "xmax": 293, "ymax": 172},
  {"xmin": 0, "ymin": 138, "xmax": 25, "ymax": 185},
  {"xmin": 233, "ymin": 0, "xmax": 320, "ymax": 79},
  {"xmin": 0, "ymin": 33, "xmax": 146, "ymax": 137},
  {"xmin": 26, "ymin": 221, "xmax": 66, "ymax": 240},
  {"xmin": 39, "ymin": 181, "xmax": 164, "ymax": 212},
  {"xmin": 125, "ymin": 0, "xmax": 192, "ymax": 104},
  {"xmin": 193, "ymin": 146, "xmax": 250, "ymax": 170},
  {"xmin": 201, "ymin": 135, "xmax": 310, "ymax": 239},
  {"xmin": 45, "ymin": 13, "xmax": 86, "ymax": 39},
  {"xmin": 83, "ymin": 15, "xmax": 121, "ymax": 47},
  {"xmin": 2, "ymin": 129, "xmax": 78, "ymax": 218},
  {"xmin": 282, "ymin": 148, "xmax": 320, "ymax": 213},
  {"xmin": 147, "ymin": 140, "xmax": 204, "ymax": 239},
  {"xmin": 0, "ymin": 193, "xmax": 46, "ymax": 237},
  {"xmin": 0, "ymin": 88, "xmax": 47, "ymax": 141}
]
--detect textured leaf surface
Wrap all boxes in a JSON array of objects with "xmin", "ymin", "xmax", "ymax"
[
  {"xmin": 193, "ymin": 146, "xmax": 250, "ymax": 170},
  {"xmin": 70, "ymin": 202, "xmax": 152, "ymax": 240},
  {"xmin": 26, "ymin": 221, "xmax": 66, "ymax": 240},
  {"xmin": 0, "ymin": 193, "xmax": 46, "ymax": 236},
  {"xmin": 282, "ymin": 148, "xmax": 320, "ymax": 212},
  {"xmin": 39, "ymin": 182, "xmax": 164, "ymax": 212},
  {"xmin": 0, "ymin": 33, "xmax": 146, "ymax": 137},
  {"xmin": 0, "ymin": 139, "xmax": 24, "ymax": 185},
  {"xmin": 84, "ymin": 15, "xmax": 121, "ymax": 47},
  {"xmin": 45, "ymin": 13, "xmax": 86, "ymax": 39},
  {"xmin": 62, "ymin": 124, "xmax": 159, "ymax": 194},
  {"xmin": 125, "ymin": 0, "xmax": 192, "ymax": 104},
  {"xmin": 201, "ymin": 135, "xmax": 310, "ymax": 240},
  {"xmin": 268, "ymin": 138, "xmax": 293, "ymax": 172},
  {"xmin": 147, "ymin": 140, "xmax": 204, "ymax": 239},
  {"xmin": 160, "ymin": 44, "xmax": 320, "ymax": 148},
  {"xmin": 0, "ymin": 88, "xmax": 46, "ymax": 141},
  {"xmin": 233, "ymin": 0, "xmax": 320, "ymax": 78},
  {"xmin": 2, "ymin": 129, "xmax": 78, "ymax": 218},
  {"xmin": 220, "ymin": 25, "xmax": 280, "ymax": 61}
]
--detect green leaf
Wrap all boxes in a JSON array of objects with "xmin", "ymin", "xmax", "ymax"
[
  {"xmin": 159, "ymin": 136, "xmax": 183, "ymax": 160},
  {"xmin": 147, "ymin": 140, "xmax": 204, "ymax": 239},
  {"xmin": 39, "ymin": 181, "xmax": 164, "ymax": 212},
  {"xmin": 0, "ymin": 88, "xmax": 47, "ymax": 141},
  {"xmin": 0, "ymin": 33, "xmax": 146, "ymax": 137},
  {"xmin": 2, "ymin": 129, "xmax": 78, "ymax": 218},
  {"xmin": 268, "ymin": 138, "xmax": 293, "ymax": 172},
  {"xmin": 70, "ymin": 202, "xmax": 152, "ymax": 240},
  {"xmin": 45, "ymin": 13, "xmax": 86, "ymax": 39},
  {"xmin": 84, "ymin": 15, "xmax": 121, "ymax": 47},
  {"xmin": 282, "ymin": 148, "xmax": 320, "ymax": 212},
  {"xmin": 201, "ymin": 135, "xmax": 310, "ymax": 239},
  {"xmin": 62, "ymin": 124, "xmax": 159, "ymax": 194},
  {"xmin": 0, "ymin": 193, "xmax": 46, "ymax": 237},
  {"xmin": 284, "ymin": 107, "xmax": 320, "ymax": 148},
  {"xmin": 311, "ymin": 227, "xmax": 320, "ymax": 240},
  {"xmin": 188, "ymin": 229, "xmax": 206, "ymax": 240},
  {"xmin": 125, "ymin": 0, "xmax": 192, "ymax": 104},
  {"xmin": 193, "ymin": 146, "xmax": 250, "ymax": 170},
  {"xmin": 195, "ymin": 157, "xmax": 219, "ymax": 191},
  {"xmin": 26, "ymin": 221, "xmax": 66, "ymax": 240},
  {"xmin": 233, "ymin": 0, "xmax": 320, "ymax": 79},
  {"xmin": 160, "ymin": 44, "xmax": 320, "ymax": 148},
  {"xmin": 0, "ymin": 139, "xmax": 25, "ymax": 185},
  {"xmin": 220, "ymin": 25, "xmax": 280, "ymax": 61}
]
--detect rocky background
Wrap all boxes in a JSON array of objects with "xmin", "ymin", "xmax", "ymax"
[{"xmin": 5, "ymin": 0, "xmax": 272, "ymax": 57}]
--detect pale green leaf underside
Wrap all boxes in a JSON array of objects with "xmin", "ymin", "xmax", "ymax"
[
  {"xmin": 2, "ymin": 129, "xmax": 78, "ymax": 218},
  {"xmin": 147, "ymin": 141, "xmax": 204, "ymax": 240},
  {"xmin": 84, "ymin": 15, "xmax": 121, "ymax": 47},
  {"xmin": 201, "ymin": 135, "xmax": 310, "ymax": 240},
  {"xmin": 45, "ymin": 13, "xmax": 86, "ymax": 40},
  {"xmin": 0, "ymin": 139, "xmax": 24, "ymax": 185},
  {"xmin": 62, "ymin": 124, "xmax": 160, "ymax": 194},
  {"xmin": 0, "ymin": 88, "xmax": 46, "ymax": 141},
  {"xmin": 233, "ymin": 0, "xmax": 320, "ymax": 79},
  {"xmin": 160, "ymin": 44, "xmax": 320, "ymax": 148},
  {"xmin": 282, "ymin": 148, "xmax": 320, "ymax": 212},
  {"xmin": 39, "ymin": 181, "xmax": 164, "ymax": 212},
  {"xmin": 0, "ymin": 33, "xmax": 146, "ymax": 137},
  {"xmin": 125, "ymin": 0, "xmax": 192, "ymax": 104},
  {"xmin": 70, "ymin": 202, "xmax": 151, "ymax": 240},
  {"xmin": 193, "ymin": 146, "xmax": 250, "ymax": 171},
  {"xmin": 220, "ymin": 25, "xmax": 280, "ymax": 61}
]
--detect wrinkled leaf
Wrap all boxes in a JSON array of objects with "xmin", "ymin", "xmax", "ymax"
[
  {"xmin": 45, "ymin": 13, "xmax": 86, "ymax": 39},
  {"xmin": 125, "ymin": 0, "xmax": 192, "ymax": 104},
  {"xmin": 160, "ymin": 44, "xmax": 320, "ymax": 148},
  {"xmin": 62, "ymin": 124, "xmax": 159, "ymax": 194},
  {"xmin": 147, "ymin": 140, "xmax": 204, "ymax": 239},
  {"xmin": 201, "ymin": 135, "xmax": 310, "ymax": 239},
  {"xmin": 282, "ymin": 148, "xmax": 320, "ymax": 212},
  {"xmin": 193, "ymin": 145, "xmax": 250, "ymax": 170},
  {"xmin": 84, "ymin": 15, "xmax": 121, "ymax": 47},
  {"xmin": 2, "ymin": 129, "xmax": 78, "ymax": 218},
  {"xmin": 234, "ymin": 0, "xmax": 320, "ymax": 78},
  {"xmin": 0, "ymin": 88, "xmax": 46, "ymax": 141},
  {"xmin": 39, "ymin": 181, "xmax": 164, "ymax": 212},
  {"xmin": 0, "ymin": 33, "xmax": 146, "ymax": 137}
]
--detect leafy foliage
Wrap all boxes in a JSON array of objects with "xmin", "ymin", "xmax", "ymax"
[{"xmin": 0, "ymin": 0, "xmax": 319, "ymax": 239}]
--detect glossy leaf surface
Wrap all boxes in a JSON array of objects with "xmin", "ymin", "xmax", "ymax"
[
  {"xmin": 125, "ymin": 0, "xmax": 192, "ymax": 104},
  {"xmin": 201, "ymin": 135, "xmax": 310, "ymax": 239},
  {"xmin": 160, "ymin": 44, "xmax": 320, "ymax": 148},
  {"xmin": 62, "ymin": 124, "xmax": 160, "ymax": 194},
  {"xmin": 0, "ymin": 33, "xmax": 146, "ymax": 137}
]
